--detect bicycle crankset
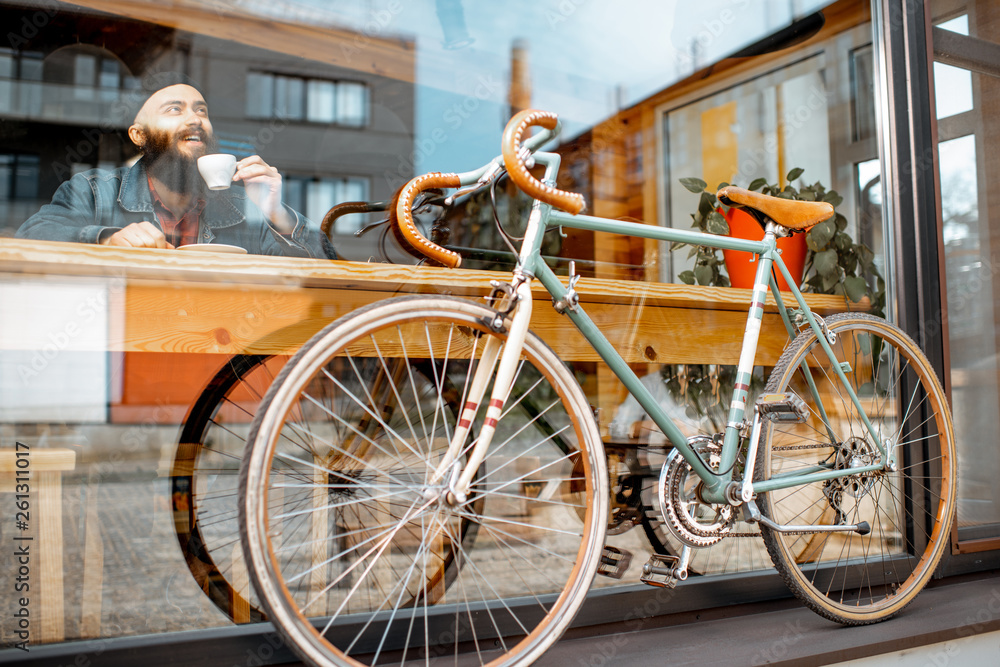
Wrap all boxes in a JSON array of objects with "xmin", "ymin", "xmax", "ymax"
[{"xmin": 657, "ymin": 436, "xmax": 737, "ymax": 547}]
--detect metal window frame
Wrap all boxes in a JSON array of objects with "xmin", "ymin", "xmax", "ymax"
[{"xmin": 873, "ymin": 0, "xmax": 1000, "ymax": 564}]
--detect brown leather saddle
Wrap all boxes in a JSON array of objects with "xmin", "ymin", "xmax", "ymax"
[{"xmin": 717, "ymin": 186, "xmax": 834, "ymax": 231}]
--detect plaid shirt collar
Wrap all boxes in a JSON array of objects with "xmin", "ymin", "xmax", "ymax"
[{"xmin": 147, "ymin": 173, "xmax": 206, "ymax": 247}]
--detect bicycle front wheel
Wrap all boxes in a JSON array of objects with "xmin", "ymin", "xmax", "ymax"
[
  {"xmin": 240, "ymin": 295, "xmax": 607, "ymax": 666},
  {"xmin": 757, "ymin": 313, "xmax": 957, "ymax": 624}
]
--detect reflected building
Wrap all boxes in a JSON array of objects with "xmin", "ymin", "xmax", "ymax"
[{"xmin": 0, "ymin": 1, "xmax": 415, "ymax": 261}]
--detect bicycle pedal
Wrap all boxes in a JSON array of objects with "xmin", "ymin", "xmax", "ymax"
[
  {"xmin": 756, "ymin": 392, "xmax": 809, "ymax": 423},
  {"xmin": 597, "ymin": 545, "xmax": 632, "ymax": 579},
  {"xmin": 640, "ymin": 554, "xmax": 681, "ymax": 588}
]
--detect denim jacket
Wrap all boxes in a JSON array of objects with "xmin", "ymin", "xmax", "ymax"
[{"xmin": 16, "ymin": 159, "xmax": 335, "ymax": 259}]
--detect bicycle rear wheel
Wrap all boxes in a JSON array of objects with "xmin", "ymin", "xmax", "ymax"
[
  {"xmin": 173, "ymin": 353, "xmax": 281, "ymax": 623},
  {"xmin": 757, "ymin": 313, "xmax": 956, "ymax": 624},
  {"xmin": 240, "ymin": 295, "xmax": 607, "ymax": 666}
]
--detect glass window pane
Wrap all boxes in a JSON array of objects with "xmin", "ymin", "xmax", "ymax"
[
  {"xmin": 286, "ymin": 76, "xmax": 304, "ymax": 119},
  {"xmin": 245, "ymin": 72, "xmax": 273, "ymax": 117},
  {"xmin": 0, "ymin": 2, "xmax": 924, "ymax": 649},
  {"xmin": 305, "ymin": 179, "xmax": 335, "ymax": 224},
  {"xmin": 938, "ymin": 14, "xmax": 969, "ymax": 35},
  {"xmin": 938, "ymin": 134, "xmax": 1000, "ymax": 536},
  {"xmin": 0, "ymin": 53, "xmax": 11, "ymax": 115},
  {"xmin": 0, "ymin": 154, "xmax": 12, "ymax": 200},
  {"xmin": 274, "ymin": 75, "xmax": 303, "ymax": 120},
  {"xmin": 283, "ymin": 175, "xmax": 304, "ymax": 213},
  {"xmin": 18, "ymin": 52, "xmax": 43, "ymax": 81},
  {"xmin": 99, "ymin": 58, "xmax": 119, "ymax": 88},
  {"xmin": 0, "ymin": 51, "xmax": 13, "ymax": 78},
  {"xmin": 14, "ymin": 154, "xmax": 38, "ymax": 199},
  {"xmin": 332, "ymin": 178, "xmax": 369, "ymax": 234},
  {"xmin": 99, "ymin": 58, "xmax": 119, "ymax": 102},
  {"xmin": 850, "ymin": 46, "xmax": 876, "ymax": 142},
  {"xmin": 855, "ymin": 158, "xmax": 885, "ymax": 277},
  {"xmin": 934, "ymin": 61, "xmax": 974, "ymax": 119},
  {"xmin": 336, "ymin": 81, "xmax": 367, "ymax": 126},
  {"xmin": 74, "ymin": 53, "xmax": 95, "ymax": 86},
  {"xmin": 306, "ymin": 79, "xmax": 335, "ymax": 122}
]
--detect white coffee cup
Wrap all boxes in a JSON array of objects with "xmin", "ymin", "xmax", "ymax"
[{"xmin": 197, "ymin": 154, "xmax": 238, "ymax": 190}]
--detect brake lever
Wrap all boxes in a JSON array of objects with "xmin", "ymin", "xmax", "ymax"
[
  {"xmin": 445, "ymin": 160, "xmax": 506, "ymax": 205},
  {"xmin": 354, "ymin": 216, "xmax": 391, "ymax": 238}
]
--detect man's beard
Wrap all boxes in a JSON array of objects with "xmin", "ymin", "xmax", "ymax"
[{"xmin": 141, "ymin": 126, "xmax": 217, "ymax": 193}]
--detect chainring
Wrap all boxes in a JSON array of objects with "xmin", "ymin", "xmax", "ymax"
[{"xmin": 657, "ymin": 436, "xmax": 737, "ymax": 548}]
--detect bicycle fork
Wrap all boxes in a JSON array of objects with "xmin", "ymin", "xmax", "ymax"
[{"xmin": 429, "ymin": 276, "xmax": 534, "ymax": 503}]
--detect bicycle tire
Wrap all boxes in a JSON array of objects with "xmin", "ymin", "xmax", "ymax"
[
  {"xmin": 756, "ymin": 313, "xmax": 957, "ymax": 624},
  {"xmin": 172, "ymin": 353, "xmax": 280, "ymax": 623},
  {"xmin": 239, "ymin": 295, "xmax": 607, "ymax": 666},
  {"xmin": 174, "ymin": 352, "xmax": 474, "ymax": 624}
]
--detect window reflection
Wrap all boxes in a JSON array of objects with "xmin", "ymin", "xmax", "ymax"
[
  {"xmin": 0, "ymin": 0, "xmax": 906, "ymax": 651},
  {"xmin": 938, "ymin": 133, "xmax": 1000, "ymax": 535},
  {"xmin": 934, "ymin": 15, "xmax": 973, "ymax": 119},
  {"xmin": 934, "ymin": 62, "xmax": 974, "ymax": 119},
  {"xmin": 855, "ymin": 158, "xmax": 885, "ymax": 279}
]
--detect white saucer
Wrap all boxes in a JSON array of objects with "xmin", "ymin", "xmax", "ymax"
[{"xmin": 177, "ymin": 243, "xmax": 248, "ymax": 254}]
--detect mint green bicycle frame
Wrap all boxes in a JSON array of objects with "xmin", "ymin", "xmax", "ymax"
[{"xmin": 479, "ymin": 147, "xmax": 890, "ymax": 507}]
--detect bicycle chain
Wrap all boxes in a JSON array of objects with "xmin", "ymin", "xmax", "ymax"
[
  {"xmin": 726, "ymin": 529, "xmax": 824, "ymax": 537},
  {"xmin": 659, "ymin": 439, "xmax": 836, "ymax": 539},
  {"xmin": 772, "ymin": 444, "xmax": 834, "ymax": 451}
]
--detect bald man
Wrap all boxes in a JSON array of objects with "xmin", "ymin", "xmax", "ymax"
[{"xmin": 18, "ymin": 83, "xmax": 334, "ymax": 258}]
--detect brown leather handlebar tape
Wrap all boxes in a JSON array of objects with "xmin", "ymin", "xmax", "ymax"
[
  {"xmin": 391, "ymin": 172, "xmax": 462, "ymax": 268},
  {"xmin": 501, "ymin": 109, "xmax": 586, "ymax": 215},
  {"xmin": 717, "ymin": 186, "xmax": 834, "ymax": 231},
  {"xmin": 320, "ymin": 201, "xmax": 385, "ymax": 237}
]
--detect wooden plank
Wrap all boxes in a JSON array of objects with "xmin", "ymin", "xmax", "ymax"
[
  {"xmin": 0, "ymin": 239, "xmax": 862, "ymax": 365},
  {"xmin": 109, "ymin": 282, "xmax": 790, "ymax": 364},
  {"xmin": 0, "ymin": 238, "xmax": 866, "ymax": 314},
  {"xmin": 0, "ymin": 448, "xmax": 76, "ymax": 472},
  {"xmin": 80, "ymin": 482, "xmax": 104, "ymax": 639},
  {"xmin": 37, "ymin": 470, "xmax": 65, "ymax": 642}
]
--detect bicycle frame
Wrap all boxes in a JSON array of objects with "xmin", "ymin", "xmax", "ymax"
[{"xmin": 439, "ymin": 146, "xmax": 890, "ymax": 508}]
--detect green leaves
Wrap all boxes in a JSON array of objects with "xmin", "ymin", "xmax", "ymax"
[
  {"xmin": 706, "ymin": 210, "xmax": 729, "ymax": 235},
  {"xmin": 680, "ymin": 177, "xmax": 707, "ymax": 194},
  {"xmin": 694, "ymin": 264, "xmax": 714, "ymax": 286},
  {"xmin": 698, "ymin": 191, "xmax": 715, "ymax": 217},
  {"xmin": 675, "ymin": 168, "xmax": 885, "ymax": 317},
  {"xmin": 806, "ymin": 220, "xmax": 835, "ymax": 252},
  {"xmin": 844, "ymin": 276, "xmax": 868, "ymax": 302},
  {"xmin": 813, "ymin": 248, "xmax": 839, "ymax": 279},
  {"xmin": 823, "ymin": 191, "xmax": 844, "ymax": 208}
]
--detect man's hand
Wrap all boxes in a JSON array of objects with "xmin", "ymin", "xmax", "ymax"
[
  {"xmin": 234, "ymin": 155, "xmax": 294, "ymax": 233},
  {"xmin": 100, "ymin": 221, "xmax": 174, "ymax": 249}
]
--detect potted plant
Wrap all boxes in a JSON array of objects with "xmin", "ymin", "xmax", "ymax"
[{"xmin": 677, "ymin": 169, "xmax": 885, "ymax": 316}]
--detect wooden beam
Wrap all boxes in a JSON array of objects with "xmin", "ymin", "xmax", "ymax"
[{"xmin": 66, "ymin": 0, "xmax": 415, "ymax": 81}]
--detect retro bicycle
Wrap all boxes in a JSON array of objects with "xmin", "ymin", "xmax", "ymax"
[{"xmin": 235, "ymin": 110, "xmax": 957, "ymax": 666}]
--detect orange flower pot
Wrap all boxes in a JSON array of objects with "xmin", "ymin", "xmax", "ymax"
[{"xmin": 721, "ymin": 207, "xmax": 807, "ymax": 292}]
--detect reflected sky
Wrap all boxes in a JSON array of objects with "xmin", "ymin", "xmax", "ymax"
[
  {"xmin": 236, "ymin": 0, "xmax": 832, "ymax": 171},
  {"xmin": 934, "ymin": 14, "xmax": 973, "ymax": 119}
]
